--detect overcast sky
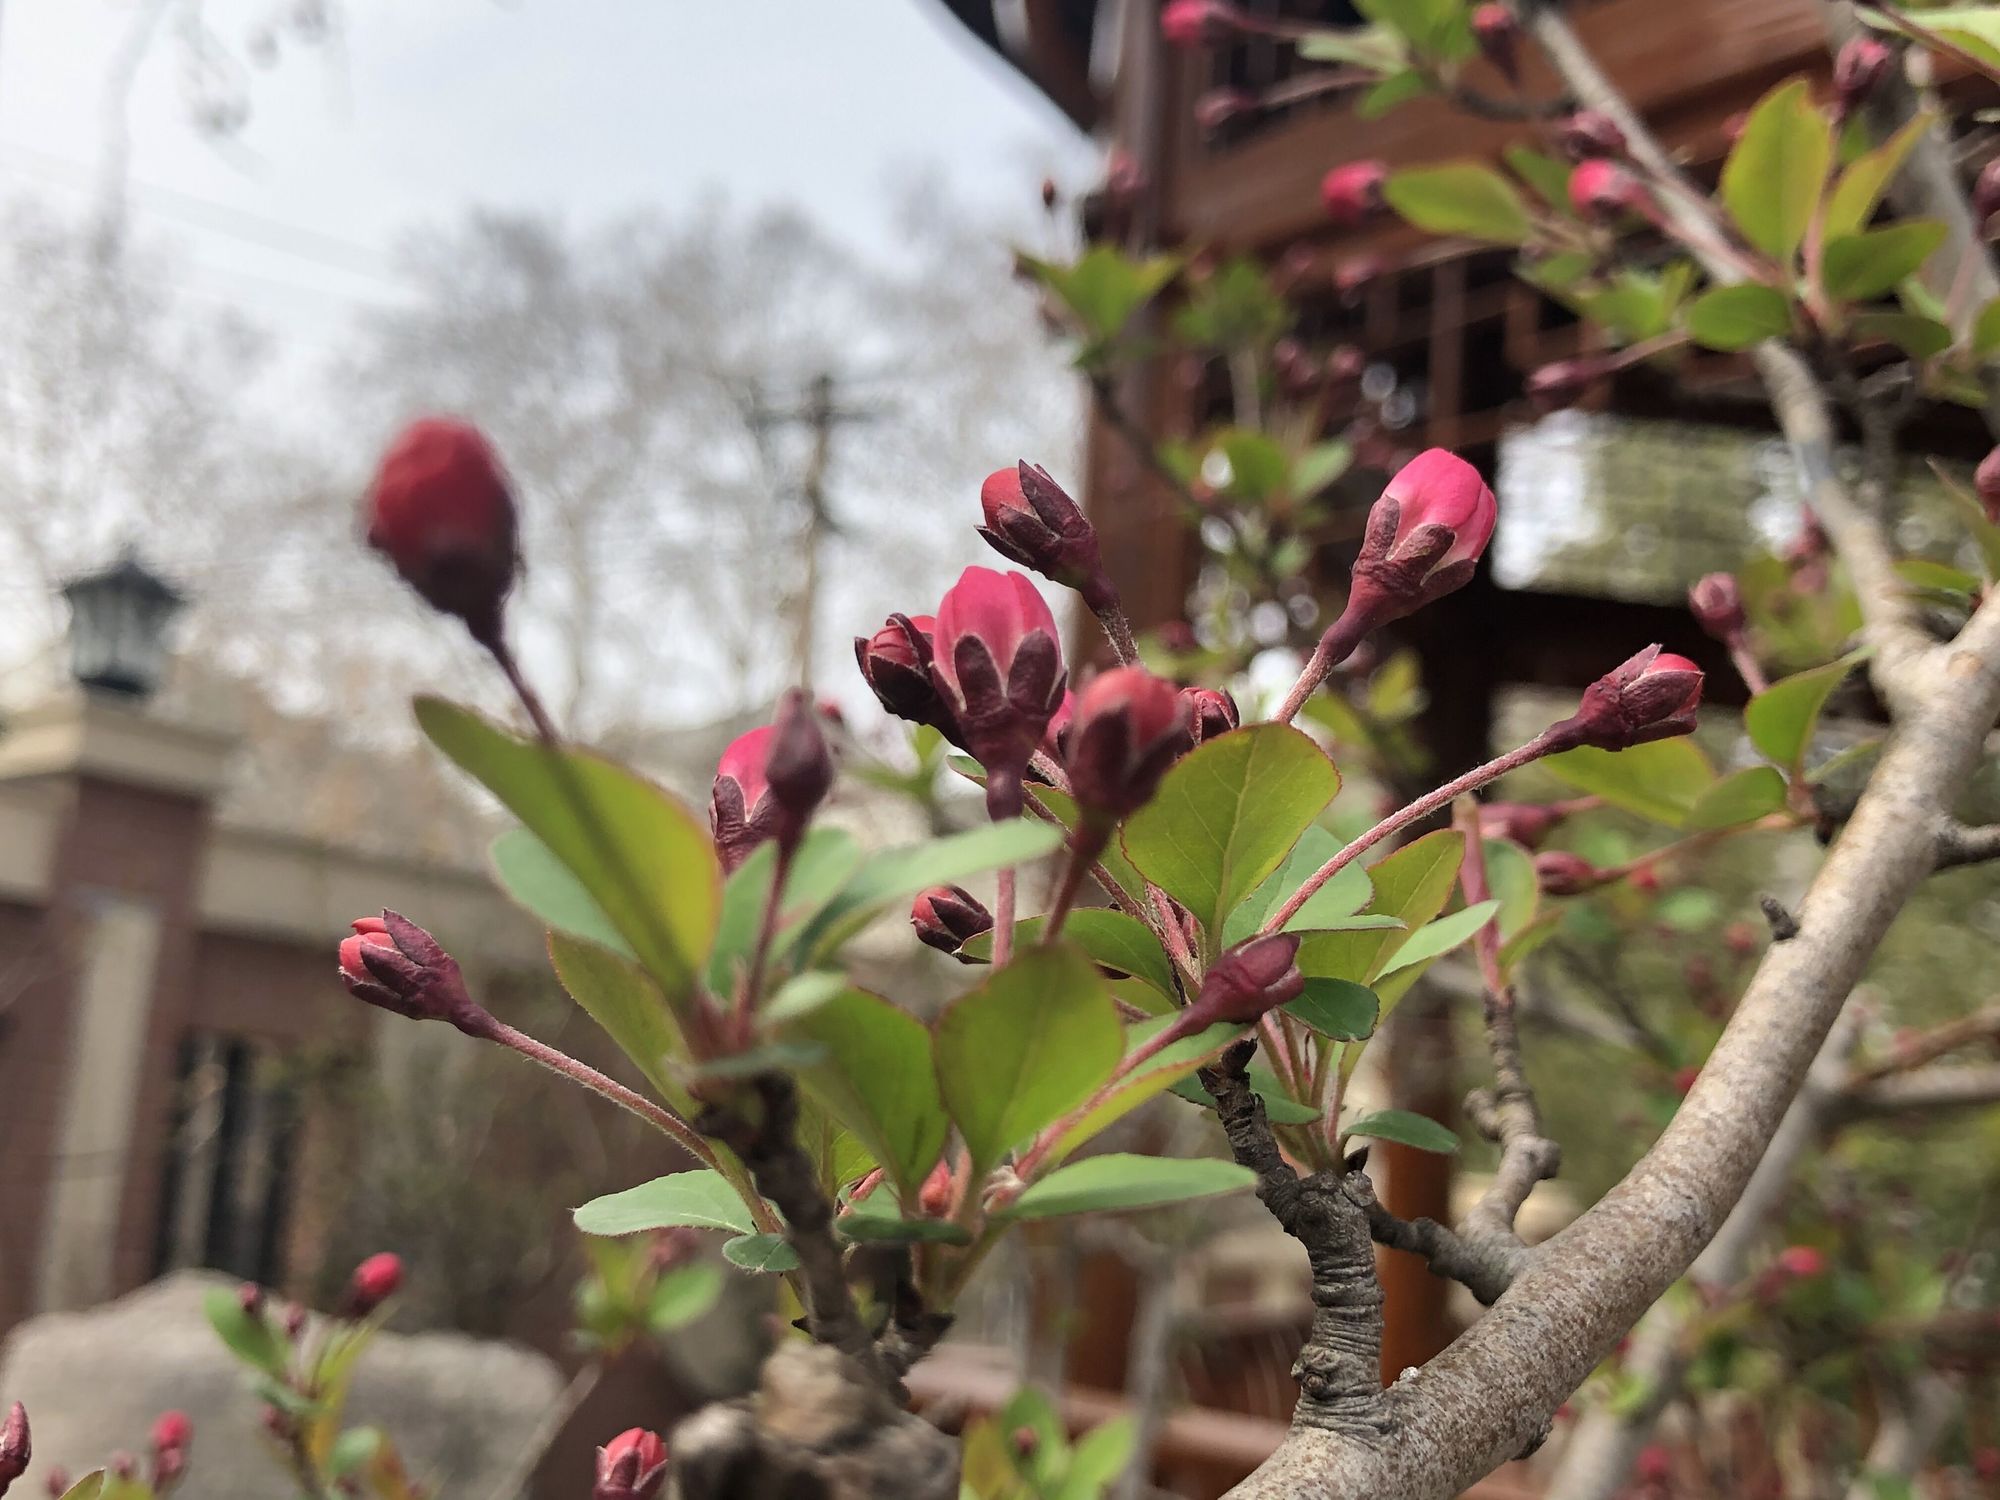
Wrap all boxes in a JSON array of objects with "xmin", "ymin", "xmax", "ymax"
[{"xmin": 0, "ymin": 0, "xmax": 1099, "ymax": 349}]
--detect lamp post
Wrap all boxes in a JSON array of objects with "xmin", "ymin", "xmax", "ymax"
[{"xmin": 59, "ymin": 553, "xmax": 185, "ymax": 700}]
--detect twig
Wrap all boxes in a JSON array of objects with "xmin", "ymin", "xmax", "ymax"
[
  {"xmin": 1933, "ymin": 818, "xmax": 2000, "ymax": 867},
  {"xmin": 1847, "ymin": 1002, "xmax": 2000, "ymax": 1081}
]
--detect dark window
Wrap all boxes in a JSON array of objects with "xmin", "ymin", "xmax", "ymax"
[{"xmin": 152, "ymin": 1033, "xmax": 297, "ymax": 1284}]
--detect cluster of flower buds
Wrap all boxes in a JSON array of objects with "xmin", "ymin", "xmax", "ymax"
[
  {"xmin": 1159, "ymin": 0, "xmax": 1244, "ymax": 48},
  {"xmin": 1558, "ymin": 110, "xmax": 1628, "ymax": 162},
  {"xmin": 347, "ymin": 1251, "xmax": 404, "ymax": 1318},
  {"xmin": 1568, "ymin": 159, "xmax": 1652, "ymax": 225},
  {"xmin": 364, "ymin": 417, "xmax": 520, "ymax": 648},
  {"xmin": 1977, "ymin": 446, "xmax": 2000, "ymax": 523},
  {"xmin": 1830, "ymin": 36, "xmax": 1894, "ymax": 122},
  {"xmin": 1549, "ymin": 645, "xmax": 1703, "ymax": 751},
  {"xmin": 594, "ymin": 1428, "xmax": 669, "ymax": 1500},
  {"xmin": 910, "ymin": 885, "xmax": 993, "ymax": 960},
  {"xmin": 339, "ymin": 913, "xmax": 488, "ymax": 1035},
  {"xmin": 151, "ymin": 1411, "xmax": 193, "ymax": 1494},
  {"xmin": 979, "ymin": 464, "xmax": 1118, "ymax": 614},
  {"xmin": 1172, "ymin": 934, "xmax": 1305, "ymax": 1036},
  {"xmin": 1320, "ymin": 161, "xmax": 1389, "ymax": 228},
  {"xmin": 1688, "ymin": 572, "xmax": 1747, "ymax": 645},
  {"xmin": 1336, "ymin": 449, "xmax": 1498, "ymax": 638},
  {"xmin": 1181, "ymin": 686, "xmax": 1239, "ymax": 747},
  {"xmin": 1533, "ymin": 850, "xmax": 1613, "ymax": 897},
  {"xmin": 0, "ymin": 1404, "xmax": 27, "ymax": 1500},
  {"xmin": 709, "ymin": 691, "xmax": 835, "ymax": 872},
  {"xmin": 1064, "ymin": 667, "xmax": 1190, "ymax": 828},
  {"xmin": 1470, "ymin": 3, "xmax": 1519, "ymax": 80}
]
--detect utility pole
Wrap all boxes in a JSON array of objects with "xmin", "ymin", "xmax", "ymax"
[{"xmin": 743, "ymin": 371, "xmax": 888, "ymax": 689}]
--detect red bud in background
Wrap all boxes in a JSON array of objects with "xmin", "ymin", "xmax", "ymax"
[
  {"xmin": 364, "ymin": 418, "xmax": 519, "ymax": 647},
  {"xmin": 1065, "ymin": 667, "xmax": 1189, "ymax": 824},
  {"xmin": 1634, "ymin": 1445, "xmax": 1672, "ymax": 1487},
  {"xmin": 347, "ymin": 1251, "xmax": 404, "ymax": 1316},
  {"xmin": 1525, "ymin": 356, "xmax": 1612, "ymax": 415},
  {"xmin": 1479, "ymin": 801, "xmax": 1565, "ymax": 849},
  {"xmin": 978, "ymin": 463, "xmax": 1117, "ymax": 613},
  {"xmin": 151, "ymin": 1411, "xmax": 193, "ymax": 1493},
  {"xmin": 1320, "ymin": 161, "xmax": 1389, "ymax": 227},
  {"xmin": 1470, "ymin": 4, "xmax": 1519, "ymax": 80},
  {"xmin": 911, "ymin": 885, "xmax": 994, "ymax": 960},
  {"xmin": 1569, "ymin": 159, "xmax": 1650, "ymax": 223},
  {"xmin": 594, "ymin": 1428, "xmax": 669, "ymax": 1500},
  {"xmin": 1688, "ymin": 572, "xmax": 1747, "ymax": 642},
  {"xmin": 1773, "ymin": 1245, "xmax": 1827, "ymax": 1279},
  {"xmin": 1533, "ymin": 850, "xmax": 1610, "ymax": 897},
  {"xmin": 1556, "ymin": 646, "xmax": 1703, "ymax": 750},
  {"xmin": 1333, "ymin": 257, "xmax": 1383, "ymax": 303},
  {"xmin": 1831, "ymin": 37, "xmax": 1893, "ymax": 120},
  {"xmin": 1160, "ymin": 0, "xmax": 1243, "ymax": 48},
  {"xmin": 0, "ymin": 1404, "xmax": 27, "ymax": 1498},
  {"xmin": 1559, "ymin": 110, "xmax": 1628, "ymax": 162},
  {"xmin": 855, "ymin": 614, "xmax": 960, "ymax": 741},
  {"xmin": 1977, "ymin": 447, "xmax": 2000, "ymax": 523},
  {"xmin": 1195, "ymin": 88, "xmax": 1260, "ymax": 134},
  {"xmin": 40, "ymin": 1470, "xmax": 65, "ymax": 1499},
  {"xmin": 1180, "ymin": 686, "xmax": 1240, "ymax": 746},
  {"xmin": 338, "ymin": 912, "xmax": 485, "ymax": 1033},
  {"xmin": 931, "ymin": 567, "xmax": 1068, "ymax": 819}
]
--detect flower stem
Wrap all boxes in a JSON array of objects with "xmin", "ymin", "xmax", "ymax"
[
  {"xmin": 734, "ymin": 842, "xmax": 794, "ymax": 1030},
  {"xmin": 1274, "ymin": 606, "xmax": 1372, "ymax": 724},
  {"xmin": 993, "ymin": 865, "xmax": 1018, "ymax": 965}
]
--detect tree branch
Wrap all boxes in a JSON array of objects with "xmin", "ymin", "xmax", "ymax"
[
  {"xmin": 1840, "ymin": 1370, "xmax": 1962, "ymax": 1500},
  {"xmin": 1835, "ymin": 1061, "xmax": 2000, "ymax": 1118},
  {"xmin": 1933, "ymin": 818, "xmax": 2000, "ymax": 867}
]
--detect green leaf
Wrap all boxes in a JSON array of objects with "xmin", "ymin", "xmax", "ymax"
[
  {"xmin": 1122, "ymin": 724, "xmax": 1341, "ymax": 943},
  {"xmin": 1745, "ymin": 651, "xmax": 1867, "ymax": 773},
  {"xmin": 933, "ymin": 944, "xmax": 1123, "ymax": 1175},
  {"xmin": 1024, "ymin": 245, "xmax": 1181, "ymax": 343},
  {"xmin": 707, "ymin": 828, "xmax": 861, "ymax": 993},
  {"xmin": 1721, "ymin": 78, "xmax": 1832, "ymax": 264},
  {"xmin": 1504, "ymin": 145, "xmax": 1573, "ymax": 209},
  {"xmin": 1899, "ymin": 6, "xmax": 2000, "ymax": 70},
  {"xmin": 1283, "ymin": 978, "xmax": 1379, "ymax": 1040},
  {"xmin": 649, "ymin": 1262, "xmax": 725, "ymax": 1327},
  {"xmin": 1006, "ymin": 1154, "xmax": 1256, "ymax": 1219},
  {"xmin": 1291, "ymin": 440, "xmax": 1354, "ymax": 501},
  {"xmin": 1344, "ymin": 1108, "xmax": 1460, "ymax": 1153},
  {"xmin": 1384, "ymin": 162, "xmax": 1535, "ymax": 245},
  {"xmin": 1823, "ymin": 221, "xmax": 1947, "ymax": 302},
  {"xmin": 1973, "ymin": 297, "xmax": 2000, "ymax": 358},
  {"xmin": 1359, "ymin": 68, "xmax": 1433, "ymax": 117},
  {"xmin": 1685, "ymin": 284, "xmax": 1793, "ymax": 350},
  {"xmin": 782, "ymin": 987, "xmax": 948, "ymax": 1201},
  {"xmin": 837, "ymin": 1205, "xmax": 972, "ymax": 1244},
  {"xmin": 1825, "ymin": 113, "xmax": 1932, "ymax": 239},
  {"xmin": 204, "ymin": 1285, "xmax": 287, "ymax": 1376},
  {"xmin": 1897, "ymin": 557, "xmax": 1980, "ymax": 598},
  {"xmin": 1481, "ymin": 837, "xmax": 1540, "ymax": 942},
  {"xmin": 722, "ymin": 1232, "xmax": 799, "ymax": 1273},
  {"xmin": 963, "ymin": 909, "xmax": 1182, "ymax": 1003},
  {"xmin": 1378, "ymin": 899, "xmax": 1502, "ymax": 977},
  {"xmin": 1295, "ymin": 23, "xmax": 1407, "ymax": 71},
  {"xmin": 1543, "ymin": 738, "xmax": 1717, "ymax": 828},
  {"xmin": 1062, "ymin": 1418, "xmax": 1139, "ymax": 1500},
  {"xmin": 802, "ymin": 820, "xmax": 1063, "ymax": 959},
  {"xmin": 1023, "ymin": 782, "xmax": 1150, "ymax": 902},
  {"xmin": 574, "ymin": 1169, "xmax": 757, "ymax": 1237},
  {"xmin": 416, "ymin": 698, "xmax": 719, "ymax": 997},
  {"xmin": 328, "ymin": 1429, "xmax": 385, "ymax": 1480},
  {"xmin": 548, "ymin": 931, "xmax": 688, "ymax": 1108},
  {"xmin": 1684, "ymin": 766, "xmax": 1790, "ymax": 830},
  {"xmin": 1214, "ymin": 428, "xmax": 1290, "ymax": 503},
  {"xmin": 53, "ymin": 1477, "xmax": 105, "ymax": 1500},
  {"xmin": 1224, "ymin": 824, "xmax": 1376, "ymax": 943},
  {"xmin": 1046, "ymin": 1019, "xmax": 1241, "ymax": 1165},
  {"xmin": 1294, "ymin": 828, "xmax": 1467, "ymax": 989},
  {"xmin": 491, "ymin": 828, "xmax": 630, "ymax": 956},
  {"xmin": 1853, "ymin": 311, "xmax": 1953, "ymax": 360}
]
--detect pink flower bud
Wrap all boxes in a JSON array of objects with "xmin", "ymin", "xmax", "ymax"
[
  {"xmin": 1479, "ymin": 801, "xmax": 1565, "ymax": 849},
  {"xmin": 1320, "ymin": 161, "xmax": 1389, "ymax": 228},
  {"xmin": 1774, "ymin": 1244, "xmax": 1827, "ymax": 1279},
  {"xmin": 931, "ymin": 567, "xmax": 1068, "ymax": 818},
  {"xmin": 1180, "ymin": 686, "xmax": 1240, "ymax": 746},
  {"xmin": 1471, "ymin": 4, "xmax": 1519, "ymax": 80},
  {"xmin": 1559, "ymin": 110, "xmax": 1628, "ymax": 162},
  {"xmin": 1569, "ymin": 159, "xmax": 1649, "ymax": 223},
  {"xmin": 1972, "ymin": 1447, "xmax": 2000, "ymax": 1482},
  {"xmin": 1326, "ymin": 344, "xmax": 1367, "ymax": 386},
  {"xmin": 364, "ymin": 418, "xmax": 519, "ymax": 646},
  {"xmin": 41, "ymin": 1469, "xmax": 66, "ymax": 1499},
  {"xmin": 917, "ymin": 1158, "xmax": 956, "ymax": 1218},
  {"xmin": 151, "ymin": 1412, "xmax": 193, "ymax": 1457},
  {"xmin": 283, "ymin": 1303, "xmax": 307, "ymax": 1340},
  {"xmin": 1978, "ymin": 447, "xmax": 2000, "ymax": 523},
  {"xmin": 855, "ymin": 614, "xmax": 959, "ymax": 738},
  {"xmin": 1555, "ymin": 645, "xmax": 1704, "ymax": 751},
  {"xmin": 1721, "ymin": 110, "xmax": 1750, "ymax": 147},
  {"xmin": 0, "ymin": 1404, "xmax": 28, "ymax": 1497},
  {"xmin": 1336, "ymin": 449, "xmax": 1497, "ymax": 636},
  {"xmin": 1333, "ymin": 257, "xmax": 1383, "ymax": 302},
  {"xmin": 1525, "ymin": 356, "xmax": 1611, "ymax": 415},
  {"xmin": 1634, "ymin": 1445, "xmax": 1672, "ymax": 1486},
  {"xmin": 347, "ymin": 1251, "xmax": 403, "ymax": 1316},
  {"xmin": 1195, "ymin": 88, "xmax": 1260, "ymax": 134},
  {"xmin": 236, "ymin": 1282, "xmax": 264, "ymax": 1317},
  {"xmin": 1832, "ymin": 37, "xmax": 1893, "ymax": 119},
  {"xmin": 1186, "ymin": 934, "xmax": 1305, "ymax": 1027},
  {"xmin": 978, "ymin": 463, "xmax": 1117, "ymax": 612},
  {"xmin": 1064, "ymin": 667, "xmax": 1189, "ymax": 824},
  {"xmin": 594, "ymin": 1428, "xmax": 669, "ymax": 1500},
  {"xmin": 1688, "ymin": 572, "xmax": 1746, "ymax": 642},
  {"xmin": 338, "ymin": 912, "xmax": 485, "ymax": 1033},
  {"xmin": 107, "ymin": 1455, "xmax": 135, "ymax": 1485},
  {"xmin": 1533, "ymin": 850, "xmax": 1609, "ymax": 897},
  {"xmin": 1976, "ymin": 158, "xmax": 2000, "ymax": 238},
  {"xmin": 911, "ymin": 885, "xmax": 994, "ymax": 960},
  {"xmin": 1160, "ymin": 0, "xmax": 1242, "ymax": 49}
]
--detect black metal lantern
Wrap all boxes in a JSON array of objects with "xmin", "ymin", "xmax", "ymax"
[{"xmin": 60, "ymin": 553, "xmax": 186, "ymax": 699}]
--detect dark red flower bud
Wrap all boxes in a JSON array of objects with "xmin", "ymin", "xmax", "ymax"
[
  {"xmin": 855, "ymin": 614, "xmax": 959, "ymax": 739},
  {"xmin": 1156, "ymin": 620, "xmax": 1201, "ymax": 656},
  {"xmin": 931, "ymin": 567, "xmax": 1068, "ymax": 819},
  {"xmin": 1065, "ymin": 667, "xmax": 1190, "ymax": 824},
  {"xmin": 1533, "ymin": 850, "xmax": 1610, "ymax": 896},
  {"xmin": 151, "ymin": 1412, "xmax": 193, "ymax": 1457},
  {"xmin": 1479, "ymin": 800, "xmax": 1565, "ymax": 849},
  {"xmin": 1195, "ymin": 88, "xmax": 1260, "ymax": 134},
  {"xmin": 41, "ymin": 1468, "xmax": 66, "ymax": 1499},
  {"xmin": 1471, "ymin": 4, "xmax": 1519, "ymax": 80},
  {"xmin": 1180, "ymin": 686, "xmax": 1239, "ymax": 746},
  {"xmin": 1160, "ymin": 0, "xmax": 1242, "ymax": 49},
  {"xmin": 1634, "ymin": 1445, "xmax": 1672, "ymax": 1486},
  {"xmin": 764, "ymin": 689, "xmax": 834, "ymax": 842},
  {"xmin": 911, "ymin": 884, "xmax": 993, "ymax": 959},
  {"xmin": 1559, "ymin": 110, "xmax": 1628, "ymax": 162},
  {"xmin": 1977, "ymin": 447, "xmax": 2000, "ymax": 523},
  {"xmin": 1773, "ymin": 1244, "xmax": 1826, "ymax": 1279},
  {"xmin": 1569, "ymin": 159, "xmax": 1649, "ymax": 223},
  {"xmin": 364, "ymin": 418, "xmax": 519, "ymax": 646},
  {"xmin": 0, "ymin": 1404, "xmax": 28, "ymax": 1497},
  {"xmin": 347, "ymin": 1251, "xmax": 403, "ymax": 1316},
  {"xmin": 1320, "ymin": 161, "xmax": 1389, "ymax": 228},
  {"xmin": 1555, "ymin": 645, "xmax": 1704, "ymax": 751},
  {"xmin": 1525, "ymin": 356, "xmax": 1611, "ymax": 415},
  {"xmin": 1977, "ymin": 158, "xmax": 2000, "ymax": 238},
  {"xmin": 1972, "ymin": 1447, "xmax": 2000, "ymax": 1482},
  {"xmin": 594, "ymin": 1428, "xmax": 669, "ymax": 1500},
  {"xmin": 1688, "ymin": 572, "xmax": 1746, "ymax": 642},
  {"xmin": 1832, "ymin": 37, "xmax": 1893, "ymax": 120},
  {"xmin": 338, "ymin": 912, "xmax": 485, "ymax": 1033},
  {"xmin": 1339, "ymin": 449, "xmax": 1498, "ymax": 632},
  {"xmin": 1722, "ymin": 921, "xmax": 1758, "ymax": 956},
  {"xmin": 1185, "ymin": 934, "xmax": 1305, "ymax": 1027},
  {"xmin": 978, "ymin": 463, "xmax": 1117, "ymax": 613},
  {"xmin": 1040, "ymin": 177, "xmax": 1059, "ymax": 211}
]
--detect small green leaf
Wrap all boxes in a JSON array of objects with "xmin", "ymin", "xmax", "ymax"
[
  {"xmin": 328, "ymin": 1429, "xmax": 386, "ymax": 1480},
  {"xmin": 1283, "ymin": 978, "xmax": 1379, "ymax": 1040},
  {"xmin": 1822, "ymin": 221, "xmax": 1947, "ymax": 303},
  {"xmin": 1224, "ymin": 824, "xmax": 1376, "ymax": 943},
  {"xmin": 722, "ymin": 1233, "xmax": 800, "ymax": 1273},
  {"xmin": 1384, "ymin": 162, "xmax": 1535, "ymax": 245},
  {"xmin": 1344, "ymin": 1108, "xmax": 1460, "ymax": 1153},
  {"xmin": 1543, "ymin": 738, "xmax": 1717, "ymax": 828},
  {"xmin": 1973, "ymin": 297, "xmax": 2000, "ymax": 358},
  {"xmin": 1291, "ymin": 440, "xmax": 1354, "ymax": 501},
  {"xmin": 1378, "ymin": 899, "xmax": 1502, "ymax": 977},
  {"xmin": 1721, "ymin": 78, "xmax": 1832, "ymax": 264},
  {"xmin": 1852, "ymin": 311, "xmax": 1953, "ymax": 360},
  {"xmin": 574, "ymin": 1170, "xmax": 758, "ymax": 1237},
  {"xmin": 1293, "ymin": 828, "xmax": 1466, "ymax": 991},
  {"xmin": 1825, "ymin": 113, "xmax": 1932, "ymax": 239},
  {"xmin": 1504, "ymin": 145, "xmax": 1573, "ymax": 209},
  {"xmin": 1684, "ymin": 766, "xmax": 1790, "ymax": 830},
  {"xmin": 837, "ymin": 1205, "xmax": 972, "ymax": 1244},
  {"xmin": 1481, "ymin": 836, "xmax": 1540, "ymax": 942},
  {"xmin": 782, "ymin": 987, "xmax": 949, "ymax": 1201},
  {"xmin": 649, "ymin": 1262, "xmax": 725, "ymax": 1327},
  {"xmin": 548, "ymin": 932, "xmax": 688, "ymax": 1108},
  {"xmin": 1023, "ymin": 245, "xmax": 1181, "ymax": 342},
  {"xmin": 53, "ymin": 1477, "xmax": 106, "ymax": 1500},
  {"xmin": 1745, "ymin": 651, "xmax": 1867, "ymax": 773},
  {"xmin": 1006, "ymin": 1154, "xmax": 1256, "ymax": 1218},
  {"xmin": 1122, "ymin": 723, "xmax": 1341, "ymax": 944},
  {"xmin": 1214, "ymin": 428, "xmax": 1290, "ymax": 503},
  {"xmin": 203, "ymin": 1285, "xmax": 287, "ymax": 1376},
  {"xmin": 1685, "ymin": 284, "xmax": 1793, "ymax": 350},
  {"xmin": 1359, "ymin": 68, "xmax": 1434, "ymax": 117},
  {"xmin": 933, "ymin": 944, "xmax": 1123, "ymax": 1175},
  {"xmin": 1295, "ymin": 23, "xmax": 1407, "ymax": 71}
]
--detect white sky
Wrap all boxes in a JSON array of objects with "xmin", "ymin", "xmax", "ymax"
[{"xmin": 0, "ymin": 0, "xmax": 1099, "ymax": 353}]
